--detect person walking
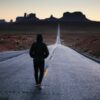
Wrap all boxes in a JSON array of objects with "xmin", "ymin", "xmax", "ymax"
[{"xmin": 29, "ymin": 34, "xmax": 49, "ymax": 89}]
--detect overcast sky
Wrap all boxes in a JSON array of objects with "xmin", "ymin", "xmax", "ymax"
[{"xmin": 0, "ymin": 0, "xmax": 100, "ymax": 21}]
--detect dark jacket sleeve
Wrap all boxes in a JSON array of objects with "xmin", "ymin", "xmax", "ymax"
[
  {"xmin": 44, "ymin": 44, "xmax": 49, "ymax": 58},
  {"xmin": 29, "ymin": 43, "xmax": 35, "ymax": 58}
]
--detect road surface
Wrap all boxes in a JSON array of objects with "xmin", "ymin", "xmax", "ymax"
[{"xmin": 0, "ymin": 44, "xmax": 100, "ymax": 100}]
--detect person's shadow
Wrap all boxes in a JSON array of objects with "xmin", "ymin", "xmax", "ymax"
[{"xmin": 29, "ymin": 87, "xmax": 43, "ymax": 100}]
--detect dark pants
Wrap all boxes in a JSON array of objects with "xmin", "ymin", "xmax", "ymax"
[{"xmin": 33, "ymin": 59, "xmax": 44, "ymax": 84}]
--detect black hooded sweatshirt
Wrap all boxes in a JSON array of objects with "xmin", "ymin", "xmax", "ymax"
[{"xmin": 29, "ymin": 35, "xmax": 49, "ymax": 60}]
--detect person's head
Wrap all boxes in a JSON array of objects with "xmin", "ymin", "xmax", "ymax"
[{"xmin": 36, "ymin": 34, "xmax": 43, "ymax": 43}]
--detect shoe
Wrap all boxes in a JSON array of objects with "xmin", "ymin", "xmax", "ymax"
[
  {"xmin": 37, "ymin": 84, "xmax": 42, "ymax": 90},
  {"xmin": 35, "ymin": 84, "xmax": 39, "ymax": 87}
]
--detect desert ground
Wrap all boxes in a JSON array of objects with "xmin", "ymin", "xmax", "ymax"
[{"xmin": 0, "ymin": 26, "xmax": 100, "ymax": 59}]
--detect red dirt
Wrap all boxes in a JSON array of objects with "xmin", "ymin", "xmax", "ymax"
[{"xmin": 0, "ymin": 34, "xmax": 100, "ymax": 58}]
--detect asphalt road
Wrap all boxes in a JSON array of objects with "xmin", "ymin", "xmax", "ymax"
[{"xmin": 0, "ymin": 44, "xmax": 100, "ymax": 100}]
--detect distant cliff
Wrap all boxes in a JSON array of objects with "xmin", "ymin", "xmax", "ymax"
[
  {"xmin": 15, "ymin": 12, "xmax": 91, "ymax": 23},
  {"xmin": 0, "ymin": 11, "xmax": 98, "ymax": 25},
  {"xmin": 59, "ymin": 12, "xmax": 90, "ymax": 22}
]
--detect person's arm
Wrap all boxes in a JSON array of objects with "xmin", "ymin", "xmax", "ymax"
[{"xmin": 44, "ymin": 44, "xmax": 49, "ymax": 58}]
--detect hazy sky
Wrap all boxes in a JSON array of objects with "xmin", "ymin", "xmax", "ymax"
[{"xmin": 0, "ymin": 0, "xmax": 100, "ymax": 21}]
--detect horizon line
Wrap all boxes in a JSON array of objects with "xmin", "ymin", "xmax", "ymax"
[{"xmin": 0, "ymin": 11, "xmax": 100, "ymax": 22}]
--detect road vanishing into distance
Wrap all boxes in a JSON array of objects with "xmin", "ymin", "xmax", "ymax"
[{"xmin": 0, "ymin": 25, "xmax": 100, "ymax": 100}]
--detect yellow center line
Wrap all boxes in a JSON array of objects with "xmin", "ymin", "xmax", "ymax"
[{"xmin": 44, "ymin": 68, "xmax": 48, "ymax": 77}]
